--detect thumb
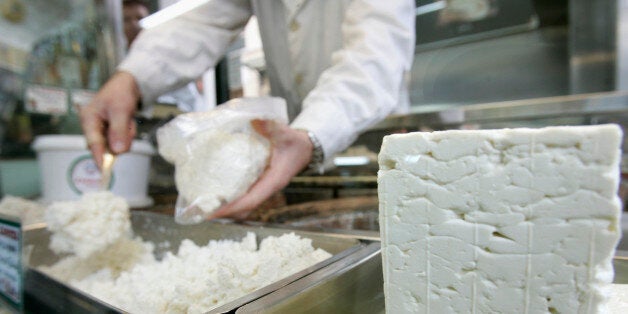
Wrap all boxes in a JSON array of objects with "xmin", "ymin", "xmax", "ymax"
[{"xmin": 250, "ymin": 119, "xmax": 279, "ymax": 139}]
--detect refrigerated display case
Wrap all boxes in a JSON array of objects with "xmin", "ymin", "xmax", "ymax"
[{"xmin": 0, "ymin": 0, "xmax": 124, "ymax": 151}]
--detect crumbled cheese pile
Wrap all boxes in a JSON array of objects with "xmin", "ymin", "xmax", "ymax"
[
  {"xmin": 0, "ymin": 195, "xmax": 45, "ymax": 224},
  {"xmin": 39, "ymin": 191, "xmax": 331, "ymax": 313},
  {"xmin": 157, "ymin": 112, "xmax": 270, "ymax": 224},
  {"xmin": 39, "ymin": 236, "xmax": 155, "ymax": 282},
  {"xmin": 378, "ymin": 124, "xmax": 623, "ymax": 313},
  {"xmin": 45, "ymin": 191, "xmax": 131, "ymax": 258},
  {"xmin": 608, "ymin": 284, "xmax": 628, "ymax": 312},
  {"xmin": 41, "ymin": 232, "xmax": 330, "ymax": 313}
]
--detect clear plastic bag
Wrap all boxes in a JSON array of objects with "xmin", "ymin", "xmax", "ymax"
[{"xmin": 156, "ymin": 97, "xmax": 288, "ymax": 224}]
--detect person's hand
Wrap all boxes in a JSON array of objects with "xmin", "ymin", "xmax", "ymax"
[
  {"xmin": 79, "ymin": 71, "xmax": 140, "ymax": 168},
  {"xmin": 208, "ymin": 120, "xmax": 314, "ymax": 220}
]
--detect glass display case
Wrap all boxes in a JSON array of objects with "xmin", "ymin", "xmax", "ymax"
[{"xmin": 0, "ymin": 0, "xmax": 124, "ymax": 156}]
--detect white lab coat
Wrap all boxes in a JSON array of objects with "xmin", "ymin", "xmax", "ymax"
[{"xmin": 119, "ymin": 0, "xmax": 415, "ymax": 162}]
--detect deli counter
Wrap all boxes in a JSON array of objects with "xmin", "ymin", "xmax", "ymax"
[
  {"xmin": 1, "ymin": 91, "xmax": 628, "ymax": 313},
  {"xmin": 2, "ymin": 0, "xmax": 628, "ymax": 311}
]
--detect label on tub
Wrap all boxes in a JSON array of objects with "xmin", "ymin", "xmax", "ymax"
[
  {"xmin": 0, "ymin": 214, "xmax": 22, "ymax": 312},
  {"xmin": 68, "ymin": 154, "xmax": 114, "ymax": 194}
]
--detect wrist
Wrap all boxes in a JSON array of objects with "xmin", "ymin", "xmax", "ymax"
[
  {"xmin": 117, "ymin": 71, "xmax": 141, "ymax": 99},
  {"xmin": 295, "ymin": 128, "xmax": 325, "ymax": 174}
]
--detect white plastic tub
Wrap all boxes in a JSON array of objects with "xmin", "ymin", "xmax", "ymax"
[{"xmin": 32, "ymin": 135, "xmax": 155, "ymax": 207}]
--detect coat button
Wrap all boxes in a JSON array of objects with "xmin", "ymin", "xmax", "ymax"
[
  {"xmin": 295, "ymin": 73, "xmax": 304, "ymax": 85},
  {"xmin": 289, "ymin": 20, "xmax": 300, "ymax": 32}
]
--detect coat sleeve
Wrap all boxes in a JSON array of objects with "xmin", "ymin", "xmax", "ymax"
[
  {"xmin": 290, "ymin": 0, "xmax": 415, "ymax": 162},
  {"xmin": 118, "ymin": 0, "xmax": 252, "ymax": 104}
]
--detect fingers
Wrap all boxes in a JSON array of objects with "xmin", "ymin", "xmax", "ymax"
[
  {"xmin": 104, "ymin": 73, "xmax": 139, "ymax": 154},
  {"xmin": 105, "ymin": 72, "xmax": 140, "ymax": 153},
  {"xmin": 209, "ymin": 163, "xmax": 287, "ymax": 220},
  {"xmin": 80, "ymin": 105, "xmax": 107, "ymax": 168},
  {"xmin": 108, "ymin": 108, "xmax": 137, "ymax": 154},
  {"xmin": 250, "ymin": 119, "xmax": 278, "ymax": 139},
  {"xmin": 79, "ymin": 72, "xmax": 141, "ymax": 166}
]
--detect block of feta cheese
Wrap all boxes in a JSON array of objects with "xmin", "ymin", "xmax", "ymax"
[{"xmin": 378, "ymin": 124, "xmax": 623, "ymax": 313}]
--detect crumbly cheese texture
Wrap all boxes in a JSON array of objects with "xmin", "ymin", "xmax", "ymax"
[
  {"xmin": 39, "ymin": 236, "xmax": 156, "ymax": 282},
  {"xmin": 174, "ymin": 131, "xmax": 269, "ymax": 218},
  {"xmin": 608, "ymin": 284, "xmax": 628, "ymax": 312},
  {"xmin": 41, "ymin": 232, "xmax": 331, "ymax": 313},
  {"xmin": 158, "ymin": 115, "xmax": 270, "ymax": 223},
  {"xmin": 0, "ymin": 195, "xmax": 45, "ymax": 224},
  {"xmin": 378, "ymin": 124, "xmax": 623, "ymax": 313},
  {"xmin": 45, "ymin": 191, "xmax": 132, "ymax": 258}
]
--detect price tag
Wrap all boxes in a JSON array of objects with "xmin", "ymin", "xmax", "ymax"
[
  {"xmin": 0, "ymin": 214, "xmax": 22, "ymax": 313},
  {"xmin": 24, "ymin": 85, "xmax": 68, "ymax": 115}
]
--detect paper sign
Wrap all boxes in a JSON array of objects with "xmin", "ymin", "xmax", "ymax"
[
  {"xmin": 25, "ymin": 85, "xmax": 68, "ymax": 115},
  {"xmin": 0, "ymin": 215, "xmax": 22, "ymax": 312}
]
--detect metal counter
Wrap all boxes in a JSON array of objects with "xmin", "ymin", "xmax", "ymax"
[
  {"xmin": 237, "ymin": 242, "xmax": 383, "ymax": 314},
  {"xmin": 235, "ymin": 249, "xmax": 628, "ymax": 314}
]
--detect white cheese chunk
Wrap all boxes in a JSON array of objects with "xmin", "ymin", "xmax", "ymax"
[
  {"xmin": 171, "ymin": 130, "xmax": 269, "ymax": 217},
  {"xmin": 378, "ymin": 125, "xmax": 623, "ymax": 313},
  {"xmin": 157, "ymin": 111, "xmax": 270, "ymax": 224},
  {"xmin": 608, "ymin": 284, "xmax": 628, "ymax": 312},
  {"xmin": 45, "ymin": 191, "xmax": 132, "ymax": 258}
]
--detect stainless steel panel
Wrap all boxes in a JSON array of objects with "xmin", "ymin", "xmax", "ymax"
[
  {"xmin": 237, "ymin": 242, "xmax": 383, "ymax": 314},
  {"xmin": 615, "ymin": 255, "xmax": 628, "ymax": 283},
  {"xmin": 569, "ymin": 0, "xmax": 617, "ymax": 94},
  {"xmin": 410, "ymin": 0, "xmax": 620, "ymax": 108},
  {"xmin": 373, "ymin": 91, "xmax": 628, "ymax": 131},
  {"xmin": 619, "ymin": 0, "xmax": 628, "ymax": 91},
  {"xmin": 413, "ymin": 0, "xmax": 538, "ymax": 52},
  {"xmin": 410, "ymin": 27, "xmax": 569, "ymax": 107}
]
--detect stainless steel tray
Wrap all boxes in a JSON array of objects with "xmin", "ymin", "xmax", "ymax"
[
  {"xmin": 237, "ymin": 241, "xmax": 383, "ymax": 313},
  {"xmin": 22, "ymin": 211, "xmax": 376, "ymax": 313}
]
